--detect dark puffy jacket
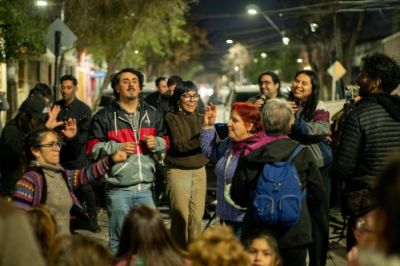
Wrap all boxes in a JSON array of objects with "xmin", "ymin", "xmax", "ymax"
[{"xmin": 331, "ymin": 94, "xmax": 400, "ymax": 214}]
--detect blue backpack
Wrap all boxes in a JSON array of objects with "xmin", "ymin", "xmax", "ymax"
[{"xmin": 252, "ymin": 145, "xmax": 306, "ymax": 227}]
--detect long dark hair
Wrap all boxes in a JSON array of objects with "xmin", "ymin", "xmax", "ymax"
[
  {"xmin": 289, "ymin": 70, "xmax": 320, "ymax": 121},
  {"xmin": 116, "ymin": 205, "xmax": 186, "ymax": 266}
]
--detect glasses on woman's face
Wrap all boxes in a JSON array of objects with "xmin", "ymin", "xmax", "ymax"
[
  {"xmin": 181, "ymin": 93, "xmax": 200, "ymax": 101},
  {"xmin": 35, "ymin": 141, "xmax": 63, "ymax": 150}
]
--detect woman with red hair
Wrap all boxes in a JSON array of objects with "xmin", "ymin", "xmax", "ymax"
[{"xmin": 201, "ymin": 101, "xmax": 276, "ymax": 237}]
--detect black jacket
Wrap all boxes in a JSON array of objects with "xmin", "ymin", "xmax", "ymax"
[
  {"xmin": 331, "ymin": 94, "xmax": 400, "ymax": 214},
  {"xmin": 231, "ymin": 138, "xmax": 324, "ymax": 248},
  {"xmin": 55, "ymin": 98, "xmax": 92, "ymax": 169}
]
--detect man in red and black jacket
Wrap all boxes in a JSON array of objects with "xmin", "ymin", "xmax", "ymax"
[{"xmin": 87, "ymin": 67, "xmax": 169, "ymax": 252}]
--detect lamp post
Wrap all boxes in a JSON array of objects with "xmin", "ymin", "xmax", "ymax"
[
  {"xmin": 247, "ymin": 4, "xmax": 290, "ymax": 45},
  {"xmin": 35, "ymin": 0, "xmax": 68, "ymax": 102}
]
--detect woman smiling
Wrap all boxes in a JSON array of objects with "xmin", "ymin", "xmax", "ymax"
[{"xmin": 164, "ymin": 81, "xmax": 209, "ymax": 249}]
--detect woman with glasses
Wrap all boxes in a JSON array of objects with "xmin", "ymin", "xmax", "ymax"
[
  {"xmin": 12, "ymin": 125, "xmax": 127, "ymax": 235},
  {"xmin": 164, "ymin": 81, "xmax": 209, "ymax": 249}
]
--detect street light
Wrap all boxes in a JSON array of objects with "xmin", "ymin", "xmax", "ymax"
[
  {"xmin": 226, "ymin": 39, "xmax": 233, "ymax": 44},
  {"xmin": 246, "ymin": 4, "xmax": 290, "ymax": 46},
  {"xmin": 35, "ymin": 0, "xmax": 65, "ymax": 22},
  {"xmin": 36, "ymin": 0, "xmax": 48, "ymax": 7}
]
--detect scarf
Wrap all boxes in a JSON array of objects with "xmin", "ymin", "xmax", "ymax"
[{"xmin": 231, "ymin": 131, "xmax": 287, "ymax": 156}]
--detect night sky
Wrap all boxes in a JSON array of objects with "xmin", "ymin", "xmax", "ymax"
[{"xmin": 188, "ymin": 0, "xmax": 399, "ymax": 72}]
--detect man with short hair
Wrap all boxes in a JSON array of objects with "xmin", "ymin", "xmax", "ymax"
[
  {"xmin": 249, "ymin": 71, "xmax": 281, "ymax": 109},
  {"xmin": 54, "ymin": 74, "xmax": 100, "ymax": 232},
  {"xmin": 331, "ymin": 53, "xmax": 400, "ymax": 250},
  {"xmin": 144, "ymin": 76, "xmax": 170, "ymax": 113},
  {"xmin": 87, "ymin": 67, "xmax": 168, "ymax": 252}
]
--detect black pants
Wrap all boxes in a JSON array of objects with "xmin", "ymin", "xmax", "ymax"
[
  {"xmin": 280, "ymin": 245, "xmax": 308, "ymax": 266},
  {"xmin": 308, "ymin": 166, "xmax": 330, "ymax": 266}
]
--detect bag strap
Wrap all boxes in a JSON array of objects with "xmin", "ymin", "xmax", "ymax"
[
  {"xmin": 28, "ymin": 167, "xmax": 47, "ymax": 204},
  {"xmin": 287, "ymin": 144, "xmax": 305, "ymax": 162}
]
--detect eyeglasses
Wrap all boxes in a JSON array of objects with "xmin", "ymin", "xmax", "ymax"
[
  {"xmin": 35, "ymin": 141, "xmax": 63, "ymax": 150},
  {"xmin": 181, "ymin": 94, "xmax": 200, "ymax": 101}
]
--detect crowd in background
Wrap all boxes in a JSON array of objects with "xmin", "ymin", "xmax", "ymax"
[{"xmin": 0, "ymin": 52, "xmax": 399, "ymax": 266}]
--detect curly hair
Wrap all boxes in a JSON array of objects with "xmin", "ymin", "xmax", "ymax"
[
  {"xmin": 361, "ymin": 53, "xmax": 400, "ymax": 94},
  {"xmin": 188, "ymin": 225, "xmax": 251, "ymax": 266}
]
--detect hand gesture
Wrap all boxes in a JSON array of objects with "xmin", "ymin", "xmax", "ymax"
[
  {"xmin": 203, "ymin": 104, "xmax": 216, "ymax": 128},
  {"xmin": 45, "ymin": 105, "xmax": 64, "ymax": 129},
  {"xmin": 254, "ymin": 98, "xmax": 265, "ymax": 109},
  {"xmin": 121, "ymin": 142, "xmax": 136, "ymax": 154},
  {"xmin": 111, "ymin": 150, "xmax": 128, "ymax": 163},
  {"xmin": 143, "ymin": 135, "xmax": 156, "ymax": 150},
  {"xmin": 61, "ymin": 118, "xmax": 77, "ymax": 139},
  {"xmin": 288, "ymin": 101, "xmax": 298, "ymax": 114}
]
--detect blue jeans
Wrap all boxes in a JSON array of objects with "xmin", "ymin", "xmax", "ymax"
[{"xmin": 106, "ymin": 188, "xmax": 155, "ymax": 253}]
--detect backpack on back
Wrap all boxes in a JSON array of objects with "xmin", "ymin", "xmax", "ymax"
[{"xmin": 252, "ymin": 145, "xmax": 306, "ymax": 227}]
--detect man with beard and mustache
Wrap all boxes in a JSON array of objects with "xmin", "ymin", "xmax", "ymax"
[
  {"xmin": 330, "ymin": 53, "xmax": 400, "ymax": 251},
  {"xmin": 54, "ymin": 75, "xmax": 100, "ymax": 233},
  {"xmin": 87, "ymin": 67, "xmax": 168, "ymax": 252}
]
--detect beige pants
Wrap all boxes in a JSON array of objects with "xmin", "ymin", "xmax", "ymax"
[{"xmin": 166, "ymin": 166, "xmax": 206, "ymax": 249}]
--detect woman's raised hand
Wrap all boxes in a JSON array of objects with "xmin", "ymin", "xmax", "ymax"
[{"xmin": 45, "ymin": 105, "xmax": 64, "ymax": 129}]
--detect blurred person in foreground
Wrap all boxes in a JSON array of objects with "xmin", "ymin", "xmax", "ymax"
[
  {"xmin": 347, "ymin": 154, "xmax": 400, "ymax": 266},
  {"xmin": 188, "ymin": 225, "xmax": 251, "ymax": 266},
  {"xmin": 0, "ymin": 200, "xmax": 46, "ymax": 266},
  {"xmin": 115, "ymin": 205, "xmax": 190, "ymax": 266},
  {"xmin": 47, "ymin": 234, "xmax": 114, "ymax": 266},
  {"xmin": 26, "ymin": 205, "xmax": 58, "ymax": 260}
]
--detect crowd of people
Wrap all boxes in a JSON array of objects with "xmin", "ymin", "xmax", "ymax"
[{"xmin": 0, "ymin": 52, "xmax": 399, "ymax": 266}]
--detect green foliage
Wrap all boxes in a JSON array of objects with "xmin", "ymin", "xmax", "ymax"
[
  {"xmin": 245, "ymin": 46, "xmax": 299, "ymax": 83},
  {"xmin": 65, "ymin": 0, "xmax": 191, "ymax": 69},
  {"xmin": 0, "ymin": 0, "xmax": 46, "ymax": 62}
]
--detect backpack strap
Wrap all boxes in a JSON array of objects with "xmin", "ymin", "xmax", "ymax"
[
  {"xmin": 287, "ymin": 144, "xmax": 305, "ymax": 162},
  {"xmin": 28, "ymin": 167, "xmax": 47, "ymax": 204}
]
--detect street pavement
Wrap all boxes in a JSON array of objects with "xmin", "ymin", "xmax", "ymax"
[{"xmin": 76, "ymin": 206, "xmax": 347, "ymax": 265}]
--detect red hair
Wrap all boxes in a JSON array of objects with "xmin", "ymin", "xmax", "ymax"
[{"xmin": 230, "ymin": 102, "xmax": 263, "ymax": 133}]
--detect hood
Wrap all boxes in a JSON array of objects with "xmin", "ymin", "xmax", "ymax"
[
  {"xmin": 370, "ymin": 94, "xmax": 400, "ymax": 121},
  {"xmin": 243, "ymin": 138, "xmax": 300, "ymax": 164}
]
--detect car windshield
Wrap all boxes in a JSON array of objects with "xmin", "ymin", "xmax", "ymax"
[{"xmin": 235, "ymin": 92, "xmax": 258, "ymax": 103}]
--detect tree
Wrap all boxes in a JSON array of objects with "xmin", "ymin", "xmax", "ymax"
[
  {"xmin": 222, "ymin": 43, "xmax": 251, "ymax": 84},
  {"xmin": 0, "ymin": 0, "xmax": 46, "ymax": 117},
  {"xmin": 245, "ymin": 46, "xmax": 300, "ymax": 84},
  {"xmin": 285, "ymin": 2, "xmax": 364, "ymax": 99},
  {"xmin": 65, "ymin": 0, "xmax": 193, "ymax": 99}
]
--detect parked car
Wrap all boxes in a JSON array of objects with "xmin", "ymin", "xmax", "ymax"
[{"xmin": 215, "ymin": 84, "xmax": 259, "ymax": 123}]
